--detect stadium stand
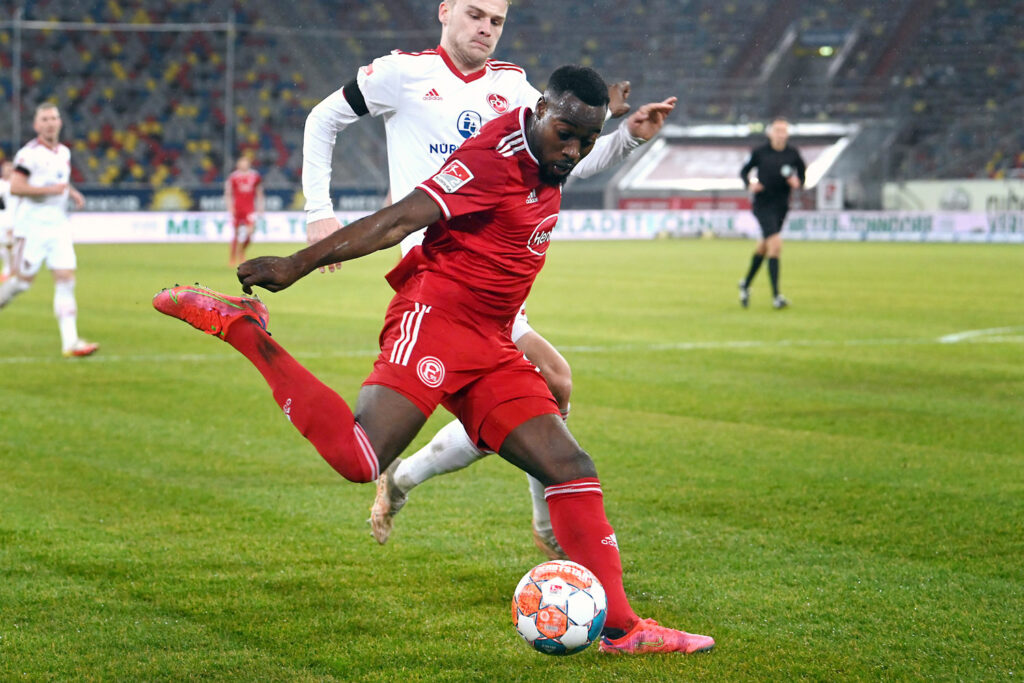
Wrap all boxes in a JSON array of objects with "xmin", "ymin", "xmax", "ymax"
[{"xmin": 0, "ymin": 0, "xmax": 1020, "ymax": 195}]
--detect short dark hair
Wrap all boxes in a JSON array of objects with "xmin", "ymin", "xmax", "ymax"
[{"xmin": 545, "ymin": 65, "xmax": 609, "ymax": 108}]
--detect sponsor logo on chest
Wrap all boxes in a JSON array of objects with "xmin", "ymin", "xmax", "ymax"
[{"xmin": 527, "ymin": 213, "xmax": 559, "ymax": 256}]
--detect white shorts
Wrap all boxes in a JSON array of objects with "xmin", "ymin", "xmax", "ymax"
[{"xmin": 14, "ymin": 221, "xmax": 77, "ymax": 276}]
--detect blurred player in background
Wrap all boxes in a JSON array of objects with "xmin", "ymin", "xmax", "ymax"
[
  {"xmin": 155, "ymin": 65, "xmax": 712, "ymax": 654},
  {"xmin": 738, "ymin": 117, "xmax": 805, "ymax": 310},
  {"xmin": 0, "ymin": 104, "xmax": 98, "ymax": 358},
  {"xmin": 225, "ymin": 155, "xmax": 264, "ymax": 267},
  {"xmin": 0, "ymin": 161, "xmax": 14, "ymax": 281},
  {"xmin": 304, "ymin": 0, "xmax": 666, "ymax": 558}
]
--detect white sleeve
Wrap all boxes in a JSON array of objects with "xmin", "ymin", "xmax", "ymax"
[
  {"xmin": 570, "ymin": 122, "xmax": 647, "ymax": 179},
  {"xmin": 302, "ymin": 86, "xmax": 362, "ymax": 223},
  {"xmin": 303, "ymin": 54, "xmax": 404, "ymax": 223},
  {"xmin": 510, "ymin": 304, "xmax": 533, "ymax": 343},
  {"xmin": 356, "ymin": 53, "xmax": 404, "ymax": 118}
]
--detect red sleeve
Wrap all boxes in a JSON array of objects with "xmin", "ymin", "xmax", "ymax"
[{"xmin": 416, "ymin": 148, "xmax": 508, "ymax": 220}]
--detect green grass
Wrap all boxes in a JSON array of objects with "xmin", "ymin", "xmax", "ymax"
[{"xmin": 1, "ymin": 239, "xmax": 1022, "ymax": 681}]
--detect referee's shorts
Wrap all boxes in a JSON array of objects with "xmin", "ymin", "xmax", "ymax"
[{"xmin": 753, "ymin": 204, "xmax": 788, "ymax": 238}]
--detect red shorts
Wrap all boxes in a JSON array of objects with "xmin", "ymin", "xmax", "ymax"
[
  {"xmin": 363, "ymin": 294, "xmax": 559, "ymax": 452},
  {"xmin": 233, "ymin": 211, "xmax": 255, "ymax": 228}
]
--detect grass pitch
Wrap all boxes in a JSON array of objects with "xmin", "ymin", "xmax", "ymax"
[{"xmin": 1, "ymin": 239, "xmax": 1021, "ymax": 681}]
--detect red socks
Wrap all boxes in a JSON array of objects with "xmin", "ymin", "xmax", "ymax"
[
  {"xmin": 224, "ymin": 318, "xmax": 379, "ymax": 483},
  {"xmin": 545, "ymin": 478, "xmax": 639, "ymax": 631}
]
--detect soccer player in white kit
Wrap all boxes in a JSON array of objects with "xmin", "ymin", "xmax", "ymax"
[
  {"xmin": 303, "ymin": 0, "xmax": 675, "ymax": 556},
  {"xmin": 0, "ymin": 104, "xmax": 99, "ymax": 358},
  {"xmin": 0, "ymin": 160, "xmax": 15, "ymax": 281}
]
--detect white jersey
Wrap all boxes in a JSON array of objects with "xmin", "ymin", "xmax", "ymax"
[
  {"xmin": 0, "ymin": 178, "xmax": 14, "ymax": 231},
  {"xmin": 12, "ymin": 138, "xmax": 72, "ymax": 234},
  {"xmin": 303, "ymin": 45, "xmax": 645, "ymax": 242}
]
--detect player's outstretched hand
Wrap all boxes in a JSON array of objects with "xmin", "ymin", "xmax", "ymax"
[
  {"xmin": 625, "ymin": 97, "xmax": 678, "ymax": 141},
  {"xmin": 307, "ymin": 217, "xmax": 344, "ymax": 273},
  {"xmin": 608, "ymin": 81, "xmax": 631, "ymax": 118},
  {"xmin": 238, "ymin": 256, "xmax": 302, "ymax": 294}
]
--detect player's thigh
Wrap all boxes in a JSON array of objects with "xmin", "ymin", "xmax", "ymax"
[
  {"xmin": 498, "ymin": 413, "xmax": 597, "ymax": 485},
  {"xmin": 47, "ymin": 232, "xmax": 77, "ymax": 273},
  {"xmin": 353, "ymin": 384, "xmax": 428, "ymax": 466}
]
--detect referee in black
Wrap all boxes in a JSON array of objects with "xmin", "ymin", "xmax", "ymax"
[{"xmin": 737, "ymin": 117, "xmax": 806, "ymax": 309}]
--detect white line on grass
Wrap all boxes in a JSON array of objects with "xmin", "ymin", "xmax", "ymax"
[{"xmin": 3, "ymin": 327, "xmax": 1022, "ymax": 365}]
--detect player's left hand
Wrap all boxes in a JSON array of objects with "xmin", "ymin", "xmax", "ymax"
[
  {"xmin": 237, "ymin": 255, "xmax": 302, "ymax": 294},
  {"xmin": 625, "ymin": 97, "xmax": 677, "ymax": 141},
  {"xmin": 608, "ymin": 81, "xmax": 631, "ymax": 118},
  {"xmin": 787, "ymin": 176, "xmax": 802, "ymax": 189},
  {"xmin": 69, "ymin": 187, "xmax": 86, "ymax": 209}
]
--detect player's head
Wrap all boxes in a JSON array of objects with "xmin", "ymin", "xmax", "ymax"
[
  {"xmin": 768, "ymin": 117, "xmax": 790, "ymax": 150},
  {"xmin": 528, "ymin": 65, "xmax": 609, "ymax": 186},
  {"xmin": 33, "ymin": 103, "xmax": 62, "ymax": 143},
  {"xmin": 236, "ymin": 156, "xmax": 252, "ymax": 172},
  {"xmin": 438, "ymin": 0, "xmax": 508, "ymax": 71}
]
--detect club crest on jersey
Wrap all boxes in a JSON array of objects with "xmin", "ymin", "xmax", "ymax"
[
  {"xmin": 527, "ymin": 214, "xmax": 559, "ymax": 256},
  {"xmin": 432, "ymin": 160, "xmax": 474, "ymax": 193},
  {"xmin": 456, "ymin": 110, "xmax": 483, "ymax": 139},
  {"xmin": 487, "ymin": 93, "xmax": 509, "ymax": 114},
  {"xmin": 416, "ymin": 356, "xmax": 445, "ymax": 388}
]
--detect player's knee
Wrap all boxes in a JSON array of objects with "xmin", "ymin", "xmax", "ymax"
[
  {"xmin": 528, "ymin": 446, "xmax": 595, "ymax": 486},
  {"xmin": 546, "ymin": 447, "xmax": 597, "ymax": 484}
]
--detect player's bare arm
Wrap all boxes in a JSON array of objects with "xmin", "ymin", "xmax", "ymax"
[
  {"xmin": 68, "ymin": 186, "xmax": 85, "ymax": 209},
  {"xmin": 624, "ymin": 97, "xmax": 677, "ymax": 140},
  {"xmin": 9, "ymin": 171, "xmax": 66, "ymax": 197},
  {"xmin": 239, "ymin": 190, "xmax": 441, "ymax": 293}
]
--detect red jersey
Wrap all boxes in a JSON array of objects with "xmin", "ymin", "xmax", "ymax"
[
  {"xmin": 228, "ymin": 169, "xmax": 261, "ymax": 215},
  {"xmin": 388, "ymin": 107, "xmax": 561, "ymax": 325}
]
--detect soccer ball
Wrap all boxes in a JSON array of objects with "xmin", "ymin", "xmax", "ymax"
[{"xmin": 511, "ymin": 560, "xmax": 607, "ymax": 655}]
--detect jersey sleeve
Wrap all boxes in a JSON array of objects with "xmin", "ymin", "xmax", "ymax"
[
  {"xmin": 356, "ymin": 52, "xmax": 404, "ymax": 118},
  {"xmin": 740, "ymin": 148, "xmax": 759, "ymax": 186},
  {"xmin": 13, "ymin": 147, "xmax": 33, "ymax": 176},
  {"xmin": 302, "ymin": 82, "xmax": 365, "ymax": 222},
  {"xmin": 416, "ymin": 148, "xmax": 508, "ymax": 220}
]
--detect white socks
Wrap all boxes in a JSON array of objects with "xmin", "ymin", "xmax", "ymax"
[
  {"xmin": 393, "ymin": 415, "xmax": 560, "ymax": 532},
  {"xmin": 53, "ymin": 279, "xmax": 79, "ymax": 352},
  {"xmin": 392, "ymin": 418, "xmax": 487, "ymax": 494},
  {"xmin": 527, "ymin": 474, "xmax": 553, "ymax": 533}
]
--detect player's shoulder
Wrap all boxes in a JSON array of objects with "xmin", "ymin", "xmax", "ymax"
[
  {"xmin": 485, "ymin": 58, "xmax": 526, "ymax": 76},
  {"xmin": 466, "ymin": 107, "xmax": 526, "ymax": 150},
  {"xmin": 383, "ymin": 47, "xmax": 441, "ymax": 69}
]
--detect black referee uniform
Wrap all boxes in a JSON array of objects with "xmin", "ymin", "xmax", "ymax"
[
  {"xmin": 737, "ymin": 137, "xmax": 806, "ymax": 308},
  {"xmin": 740, "ymin": 142, "xmax": 806, "ymax": 237}
]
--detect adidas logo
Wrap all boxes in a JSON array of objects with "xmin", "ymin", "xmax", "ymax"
[
  {"xmin": 600, "ymin": 533, "xmax": 619, "ymax": 549},
  {"xmin": 282, "ymin": 397, "xmax": 293, "ymax": 422},
  {"xmin": 525, "ymin": 189, "xmax": 538, "ymax": 204},
  {"xmin": 423, "ymin": 88, "xmax": 442, "ymax": 101}
]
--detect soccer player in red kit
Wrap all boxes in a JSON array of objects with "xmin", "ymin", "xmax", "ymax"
[
  {"xmin": 153, "ymin": 66, "xmax": 712, "ymax": 655},
  {"xmin": 224, "ymin": 156, "xmax": 264, "ymax": 266}
]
